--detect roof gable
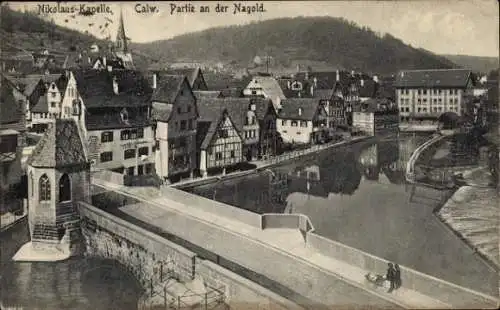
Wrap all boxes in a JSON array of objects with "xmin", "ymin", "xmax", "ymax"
[
  {"xmin": 279, "ymin": 98, "xmax": 321, "ymax": 121},
  {"xmin": 27, "ymin": 119, "xmax": 88, "ymax": 168}
]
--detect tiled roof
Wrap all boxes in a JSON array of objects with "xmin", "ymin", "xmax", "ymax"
[
  {"xmin": 295, "ymin": 71, "xmax": 354, "ymax": 90},
  {"xmin": 193, "ymin": 90, "xmax": 222, "ymax": 99},
  {"xmin": 312, "ymin": 89, "xmax": 334, "ymax": 100},
  {"xmin": 31, "ymin": 94, "xmax": 48, "ymax": 113},
  {"xmin": 85, "ymin": 108, "xmax": 151, "ymax": 130},
  {"xmin": 73, "ymin": 69, "xmax": 152, "ymax": 108},
  {"xmin": 394, "ymin": 69, "xmax": 472, "ymax": 88},
  {"xmin": 358, "ymin": 79, "xmax": 379, "ymax": 98},
  {"xmin": 219, "ymin": 87, "xmax": 243, "ymax": 98},
  {"xmin": 151, "ymin": 75, "xmax": 185, "ymax": 103},
  {"xmin": 166, "ymin": 68, "xmax": 199, "ymax": 87},
  {"xmin": 248, "ymin": 76, "xmax": 286, "ymax": 100},
  {"xmin": 197, "ymin": 97, "xmax": 272, "ymax": 129},
  {"xmin": 151, "ymin": 102, "xmax": 173, "ymax": 122},
  {"xmin": 0, "ymin": 76, "xmax": 24, "ymax": 125},
  {"xmin": 6, "ymin": 75, "xmax": 44, "ymax": 97},
  {"xmin": 27, "ymin": 119, "xmax": 88, "ymax": 168},
  {"xmin": 278, "ymin": 98, "xmax": 322, "ymax": 121}
]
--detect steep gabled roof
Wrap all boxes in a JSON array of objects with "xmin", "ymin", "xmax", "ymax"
[
  {"xmin": 27, "ymin": 119, "xmax": 88, "ymax": 168},
  {"xmin": 151, "ymin": 75, "xmax": 186, "ymax": 103},
  {"xmin": 247, "ymin": 76, "xmax": 286, "ymax": 100},
  {"xmin": 31, "ymin": 94, "xmax": 48, "ymax": 113},
  {"xmin": 394, "ymin": 69, "xmax": 472, "ymax": 88},
  {"xmin": 166, "ymin": 68, "xmax": 203, "ymax": 87},
  {"xmin": 196, "ymin": 104, "xmax": 242, "ymax": 150},
  {"xmin": 278, "ymin": 98, "xmax": 322, "ymax": 121},
  {"xmin": 151, "ymin": 102, "xmax": 173, "ymax": 123}
]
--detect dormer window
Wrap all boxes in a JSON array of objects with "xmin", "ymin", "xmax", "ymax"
[
  {"xmin": 120, "ymin": 108, "xmax": 129, "ymax": 122},
  {"xmin": 51, "ymin": 84, "xmax": 55, "ymax": 90}
]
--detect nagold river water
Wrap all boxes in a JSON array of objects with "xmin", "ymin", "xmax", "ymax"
[
  {"xmin": 184, "ymin": 133, "xmax": 497, "ymax": 296},
  {"xmin": 0, "ymin": 220, "xmax": 142, "ymax": 310}
]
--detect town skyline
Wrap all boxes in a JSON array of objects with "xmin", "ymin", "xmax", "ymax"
[{"xmin": 6, "ymin": 0, "xmax": 500, "ymax": 58}]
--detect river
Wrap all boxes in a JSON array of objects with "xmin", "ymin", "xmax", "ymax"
[
  {"xmin": 0, "ymin": 220, "xmax": 142, "ymax": 310},
  {"xmin": 184, "ymin": 133, "xmax": 498, "ymax": 296}
]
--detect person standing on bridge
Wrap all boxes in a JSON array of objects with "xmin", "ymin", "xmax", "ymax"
[
  {"xmin": 386, "ymin": 263, "xmax": 396, "ymax": 293},
  {"xmin": 394, "ymin": 264, "xmax": 402, "ymax": 289}
]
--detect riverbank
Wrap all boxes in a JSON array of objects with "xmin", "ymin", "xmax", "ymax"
[
  {"xmin": 436, "ymin": 167, "xmax": 499, "ymax": 271},
  {"xmin": 172, "ymin": 135, "xmax": 372, "ymax": 189}
]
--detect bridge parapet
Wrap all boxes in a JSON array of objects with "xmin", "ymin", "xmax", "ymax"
[{"xmin": 305, "ymin": 232, "xmax": 499, "ymax": 308}]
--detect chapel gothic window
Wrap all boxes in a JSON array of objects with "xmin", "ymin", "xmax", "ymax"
[
  {"xmin": 39, "ymin": 174, "xmax": 51, "ymax": 202},
  {"xmin": 59, "ymin": 174, "xmax": 71, "ymax": 202}
]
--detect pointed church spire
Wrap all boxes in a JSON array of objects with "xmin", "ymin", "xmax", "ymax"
[{"xmin": 116, "ymin": 7, "xmax": 128, "ymax": 53}]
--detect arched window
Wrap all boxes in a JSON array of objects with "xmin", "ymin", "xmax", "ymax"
[
  {"xmin": 59, "ymin": 174, "xmax": 71, "ymax": 202},
  {"xmin": 39, "ymin": 174, "xmax": 51, "ymax": 202}
]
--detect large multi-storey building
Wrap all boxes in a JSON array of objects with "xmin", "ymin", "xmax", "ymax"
[
  {"xmin": 70, "ymin": 69, "xmax": 155, "ymax": 177},
  {"xmin": 394, "ymin": 69, "xmax": 474, "ymax": 122},
  {"xmin": 151, "ymin": 74, "xmax": 198, "ymax": 182}
]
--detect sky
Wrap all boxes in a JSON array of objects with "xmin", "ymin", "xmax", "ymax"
[{"xmin": 7, "ymin": 1, "xmax": 500, "ymax": 57}]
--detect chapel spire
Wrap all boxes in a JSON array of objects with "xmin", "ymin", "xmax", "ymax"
[{"xmin": 115, "ymin": 8, "xmax": 128, "ymax": 53}]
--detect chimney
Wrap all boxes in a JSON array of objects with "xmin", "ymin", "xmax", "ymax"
[
  {"xmin": 298, "ymin": 107, "xmax": 303, "ymax": 116},
  {"xmin": 373, "ymin": 75, "xmax": 379, "ymax": 83},
  {"xmin": 336, "ymin": 70, "xmax": 340, "ymax": 82},
  {"xmin": 296, "ymin": 64, "xmax": 300, "ymax": 73},
  {"xmin": 112, "ymin": 76, "xmax": 119, "ymax": 95},
  {"xmin": 313, "ymin": 77, "xmax": 317, "ymax": 88},
  {"xmin": 305, "ymin": 72, "xmax": 309, "ymax": 80},
  {"xmin": 351, "ymin": 70, "xmax": 355, "ymax": 76},
  {"xmin": 107, "ymin": 66, "xmax": 112, "ymax": 72},
  {"xmin": 153, "ymin": 73, "xmax": 157, "ymax": 89},
  {"xmin": 310, "ymin": 85, "xmax": 314, "ymax": 97},
  {"xmin": 287, "ymin": 81, "xmax": 291, "ymax": 89},
  {"xmin": 103, "ymin": 56, "xmax": 107, "ymax": 67},
  {"xmin": 361, "ymin": 79, "xmax": 364, "ymax": 87}
]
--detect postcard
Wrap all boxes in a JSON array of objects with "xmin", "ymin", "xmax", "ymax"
[{"xmin": 0, "ymin": 1, "xmax": 498, "ymax": 309}]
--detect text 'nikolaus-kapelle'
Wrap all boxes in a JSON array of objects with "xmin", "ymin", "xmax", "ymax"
[{"xmin": 38, "ymin": 3, "xmax": 112, "ymax": 15}]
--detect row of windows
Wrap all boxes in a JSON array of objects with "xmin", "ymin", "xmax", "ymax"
[
  {"xmin": 100, "ymin": 147, "xmax": 149, "ymax": 162},
  {"xmin": 282, "ymin": 120, "xmax": 308, "ymax": 127},
  {"xmin": 244, "ymin": 130, "xmax": 257, "ymax": 139},
  {"xmin": 400, "ymin": 107, "xmax": 459, "ymax": 113},
  {"xmin": 174, "ymin": 119, "xmax": 195, "ymax": 131},
  {"xmin": 31, "ymin": 173, "xmax": 71, "ymax": 203},
  {"xmin": 121, "ymin": 128, "xmax": 144, "ymax": 141},
  {"xmin": 400, "ymin": 89, "xmax": 460, "ymax": 95},
  {"xmin": 400, "ymin": 98, "xmax": 460, "ymax": 105},
  {"xmin": 125, "ymin": 163, "xmax": 154, "ymax": 176}
]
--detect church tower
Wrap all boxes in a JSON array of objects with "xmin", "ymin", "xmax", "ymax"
[
  {"xmin": 115, "ymin": 8, "xmax": 128, "ymax": 53},
  {"xmin": 114, "ymin": 8, "xmax": 134, "ymax": 69},
  {"xmin": 26, "ymin": 119, "xmax": 90, "ymax": 256}
]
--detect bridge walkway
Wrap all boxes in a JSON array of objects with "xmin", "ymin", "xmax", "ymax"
[{"xmin": 93, "ymin": 178, "xmax": 454, "ymax": 309}]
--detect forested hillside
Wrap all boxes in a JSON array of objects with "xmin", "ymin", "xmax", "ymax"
[{"xmin": 133, "ymin": 16, "xmax": 458, "ymax": 74}]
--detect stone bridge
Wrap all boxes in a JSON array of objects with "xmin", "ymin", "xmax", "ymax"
[{"xmin": 80, "ymin": 172, "xmax": 499, "ymax": 309}]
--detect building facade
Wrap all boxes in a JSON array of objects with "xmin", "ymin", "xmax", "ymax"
[
  {"xmin": 394, "ymin": 69, "xmax": 474, "ymax": 122},
  {"xmin": 352, "ymin": 99, "xmax": 399, "ymax": 136},
  {"xmin": 277, "ymin": 99, "xmax": 328, "ymax": 145},
  {"xmin": 196, "ymin": 109, "xmax": 243, "ymax": 177},
  {"xmin": 71, "ymin": 69, "xmax": 155, "ymax": 177},
  {"xmin": 151, "ymin": 74, "xmax": 198, "ymax": 181}
]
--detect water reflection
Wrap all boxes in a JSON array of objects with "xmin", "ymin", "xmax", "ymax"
[
  {"xmin": 188, "ymin": 134, "xmax": 430, "ymax": 212},
  {"xmin": 0, "ymin": 223, "xmax": 142, "ymax": 310}
]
